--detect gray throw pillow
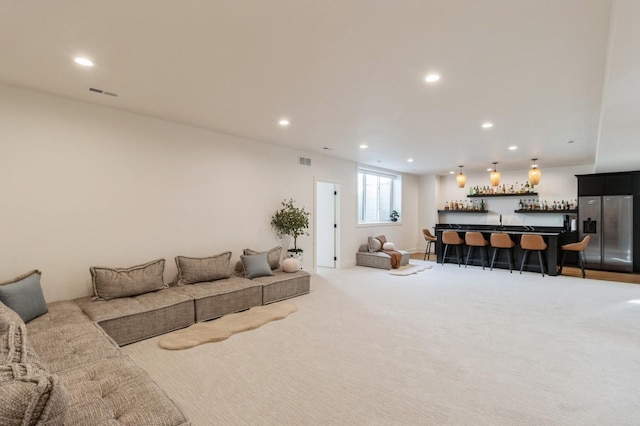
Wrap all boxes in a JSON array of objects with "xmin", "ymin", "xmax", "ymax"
[
  {"xmin": 90, "ymin": 259, "xmax": 166, "ymax": 300},
  {"xmin": 175, "ymin": 252, "xmax": 232, "ymax": 285},
  {"xmin": 243, "ymin": 246, "xmax": 283, "ymax": 270},
  {"xmin": 0, "ymin": 270, "xmax": 48, "ymax": 322},
  {"xmin": 241, "ymin": 253, "xmax": 274, "ymax": 279}
]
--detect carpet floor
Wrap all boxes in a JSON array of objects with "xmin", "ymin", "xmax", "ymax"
[{"xmin": 122, "ymin": 260, "xmax": 640, "ymax": 425}]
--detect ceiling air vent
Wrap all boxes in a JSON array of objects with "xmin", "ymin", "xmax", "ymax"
[
  {"xmin": 299, "ymin": 157, "xmax": 311, "ymax": 166},
  {"xmin": 89, "ymin": 87, "xmax": 118, "ymax": 97}
]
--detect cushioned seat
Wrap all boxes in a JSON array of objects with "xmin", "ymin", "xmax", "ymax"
[
  {"xmin": 252, "ymin": 270, "xmax": 311, "ymax": 304},
  {"xmin": 422, "ymin": 229, "xmax": 437, "ymax": 260},
  {"xmin": 519, "ymin": 234, "xmax": 548, "ymax": 277},
  {"xmin": 441, "ymin": 231, "xmax": 464, "ymax": 267},
  {"xmin": 356, "ymin": 244, "xmax": 410, "ymax": 270},
  {"xmin": 176, "ymin": 276, "xmax": 262, "ymax": 322},
  {"xmin": 559, "ymin": 235, "xmax": 591, "ymax": 278},
  {"xmin": 57, "ymin": 355, "xmax": 190, "ymax": 426},
  {"xmin": 76, "ymin": 288, "xmax": 195, "ymax": 346},
  {"xmin": 464, "ymin": 231, "xmax": 489, "ymax": 270},
  {"xmin": 490, "ymin": 233, "xmax": 516, "ymax": 273}
]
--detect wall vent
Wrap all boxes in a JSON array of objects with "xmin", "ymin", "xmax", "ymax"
[
  {"xmin": 299, "ymin": 157, "xmax": 311, "ymax": 166},
  {"xmin": 89, "ymin": 87, "xmax": 118, "ymax": 97}
]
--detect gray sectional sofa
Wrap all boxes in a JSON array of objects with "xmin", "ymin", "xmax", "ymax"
[
  {"xmin": 1, "ymin": 252, "xmax": 310, "ymax": 425},
  {"xmin": 356, "ymin": 243, "xmax": 410, "ymax": 270}
]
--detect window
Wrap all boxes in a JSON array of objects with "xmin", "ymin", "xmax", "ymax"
[{"xmin": 357, "ymin": 167, "xmax": 401, "ymax": 224}]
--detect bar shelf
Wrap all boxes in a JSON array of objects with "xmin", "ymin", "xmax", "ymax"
[
  {"xmin": 514, "ymin": 209, "xmax": 577, "ymax": 214},
  {"xmin": 438, "ymin": 210, "xmax": 488, "ymax": 214},
  {"xmin": 467, "ymin": 193, "xmax": 537, "ymax": 198}
]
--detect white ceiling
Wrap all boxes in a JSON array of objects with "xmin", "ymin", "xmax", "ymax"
[{"xmin": 0, "ymin": 0, "xmax": 625, "ymax": 175}]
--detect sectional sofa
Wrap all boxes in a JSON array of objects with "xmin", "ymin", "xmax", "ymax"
[
  {"xmin": 356, "ymin": 236, "xmax": 410, "ymax": 270},
  {"xmin": 0, "ymin": 248, "xmax": 310, "ymax": 425}
]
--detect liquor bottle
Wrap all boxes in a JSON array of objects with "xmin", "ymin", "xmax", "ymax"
[
  {"xmin": 518, "ymin": 199, "xmax": 523, "ymax": 210},
  {"xmin": 445, "ymin": 201, "xmax": 449, "ymax": 210}
]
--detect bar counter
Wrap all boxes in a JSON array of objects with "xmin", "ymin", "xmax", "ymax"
[{"xmin": 434, "ymin": 224, "xmax": 577, "ymax": 276}]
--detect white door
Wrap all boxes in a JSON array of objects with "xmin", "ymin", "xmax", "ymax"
[{"xmin": 316, "ymin": 181, "xmax": 337, "ymax": 268}]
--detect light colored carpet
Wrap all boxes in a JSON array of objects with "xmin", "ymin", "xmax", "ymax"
[
  {"xmin": 159, "ymin": 301, "xmax": 298, "ymax": 350},
  {"xmin": 122, "ymin": 259, "xmax": 640, "ymax": 425}
]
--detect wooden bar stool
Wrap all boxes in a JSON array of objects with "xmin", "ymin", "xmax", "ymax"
[
  {"xmin": 558, "ymin": 235, "xmax": 590, "ymax": 278},
  {"xmin": 464, "ymin": 232, "xmax": 489, "ymax": 270},
  {"xmin": 422, "ymin": 229, "xmax": 437, "ymax": 260},
  {"xmin": 441, "ymin": 231, "xmax": 464, "ymax": 267},
  {"xmin": 519, "ymin": 234, "xmax": 548, "ymax": 277},
  {"xmin": 490, "ymin": 233, "xmax": 516, "ymax": 273}
]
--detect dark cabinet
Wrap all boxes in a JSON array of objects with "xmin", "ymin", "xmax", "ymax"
[
  {"xmin": 577, "ymin": 175, "xmax": 603, "ymax": 196},
  {"xmin": 604, "ymin": 174, "xmax": 632, "ymax": 195}
]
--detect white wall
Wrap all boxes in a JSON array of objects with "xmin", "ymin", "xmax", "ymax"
[{"xmin": 0, "ymin": 84, "xmax": 419, "ymax": 301}]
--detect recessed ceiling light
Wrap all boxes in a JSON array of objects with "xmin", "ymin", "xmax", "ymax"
[
  {"xmin": 74, "ymin": 57, "xmax": 94, "ymax": 67},
  {"xmin": 359, "ymin": 144, "xmax": 368, "ymax": 149},
  {"xmin": 407, "ymin": 158, "xmax": 414, "ymax": 163},
  {"xmin": 567, "ymin": 140, "xmax": 575, "ymax": 144},
  {"xmin": 278, "ymin": 119, "xmax": 290, "ymax": 127},
  {"xmin": 322, "ymin": 147, "xmax": 332, "ymax": 150},
  {"xmin": 508, "ymin": 146, "xmax": 518, "ymax": 151},
  {"xmin": 449, "ymin": 171, "xmax": 455, "ymax": 174},
  {"xmin": 486, "ymin": 168, "xmax": 493, "ymax": 171},
  {"xmin": 424, "ymin": 74, "xmax": 440, "ymax": 83},
  {"xmin": 482, "ymin": 122, "xmax": 493, "ymax": 129}
]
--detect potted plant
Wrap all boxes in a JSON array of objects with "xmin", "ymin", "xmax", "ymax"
[
  {"xmin": 271, "ymin": 199, "xmax": 311, "ymax": 261},
  {"xmin": 390, "ymin": 210, "xmax": 400, "ymax": 222}
]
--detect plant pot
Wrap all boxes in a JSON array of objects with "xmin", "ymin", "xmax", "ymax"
[{"xmin": 287, "ymin": 249, "xmax": 304, "ymax": 269}]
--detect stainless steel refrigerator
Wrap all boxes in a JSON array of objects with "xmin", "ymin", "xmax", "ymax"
[{"xmin": 579, "ymin": 195, "xmax": 633, "ymax": 272}]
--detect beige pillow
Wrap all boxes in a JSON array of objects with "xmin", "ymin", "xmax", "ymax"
[
  {"xmin": 90, "ymin": 259, "xmax": 166, "ymax": 300},
  {"xmin": 242, "ymin": 246, "xmax": 283, "ymax": 270},
  {"xmin": 367, "ymin": 237, "xmax": 382, "ymax": 252},
  {"xmin": 175, "ymin": 252, "xmax": 232, "ymax": 285}
]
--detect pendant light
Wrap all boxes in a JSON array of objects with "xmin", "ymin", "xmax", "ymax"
[
  {"xmin": 456, "ymin": 165, "xmax": 466, "ymax": 188},
  {"xmin": 489, "ymin": 162, "xmax": 501, "ymax": 186},
  {"xmin": 528, "ymin": 158, "xmax": 541, "ymax": 186}
]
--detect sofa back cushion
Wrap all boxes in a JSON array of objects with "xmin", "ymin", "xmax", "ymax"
[
  {"xmin": 175, "ymin": 252, "xmax": 232, "ymax": 286},
  {"xmin": 90, "ymin": 259, "xmax": 166, "ymax": 301},
  {"xmin": 0, "ymin": 301, "xmax": 68, "ymax": 425},
  {"xmin": 0, "ymin": 364, "xmax": 68, "ymax": 425}
]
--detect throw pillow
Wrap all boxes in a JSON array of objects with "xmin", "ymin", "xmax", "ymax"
[
  {"xmin": 382, "ymin": 242, "xmax": 396, "ymax": 251},
  {"xmin": 376, "ymin": 235, "xmax": 388, "ymax": 245},
  {"xmin": 0, "ymin": 270, "xmax": 48, "ymax": 322},
  {"xmin": 90, "ymin": 259, "xmax": 166, "ymax": 301},
  {"xmin": 175, "ymin": 252, "xmax": 232, "ymax": 286},
  {"xmin": 243, "ymin": 246, "xmax": 283, "ymax": 270},
  {"xmin": 282, "ymin": 258, "xmax": 300, "ymax": 273},
  {"xmin": 241, "ymin": 253, "xmax": 274, "ymax": 279},
  {"xmin": 367, "ymin": 236, "xmax": 382, "ymax": 253}
]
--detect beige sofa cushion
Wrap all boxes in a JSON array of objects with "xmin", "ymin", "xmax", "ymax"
[
  {"xmin": 0, "ymin": 301, "xmax": 68, "ymax": 425},
  {"xmin": 90, "ymin": 259, "xmax": 167, "ymax": 301},
  {"xmin": 175, "ymin": 252, "xmax": 232, "ymax": 286}
]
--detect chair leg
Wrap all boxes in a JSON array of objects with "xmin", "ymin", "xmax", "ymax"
[
  {"xmin": 520, "ymin": 250, "xmax": 530, "ymax": 274},
  {"xmin": 481, "ymin": 247, "xmax": 489, "ymax": 270},
  {"xmin": 441, "ymin": 244, "xmax": 449, "ymax": 265},
  {"xmin": 507, "ymin": 248, "xmax": 514, "ymax": 273},
  {"xmin": 578, "ymin": 251, "xmax": 586, "ymax": 278},
  {"xmin": 456, "ymin": 245, "xmax": 462, "ymax": 267},
  {"xmin": 465, "ymin": 246, "xmax": 473, "ymax": 268},
  {"xmin": 424, "ymin": 242, "xmax": 428, "ymax": 260},
  {"xmin": 537, "ymin": 250, "xmax": 545, "ymax": 277},
  {"xmin": 490, "ymin": 247, "xmax": 499, "ymax": 270},
  {"xmin": 559, "ymin": 251, "xmax": 567, "ymax": 274}
]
